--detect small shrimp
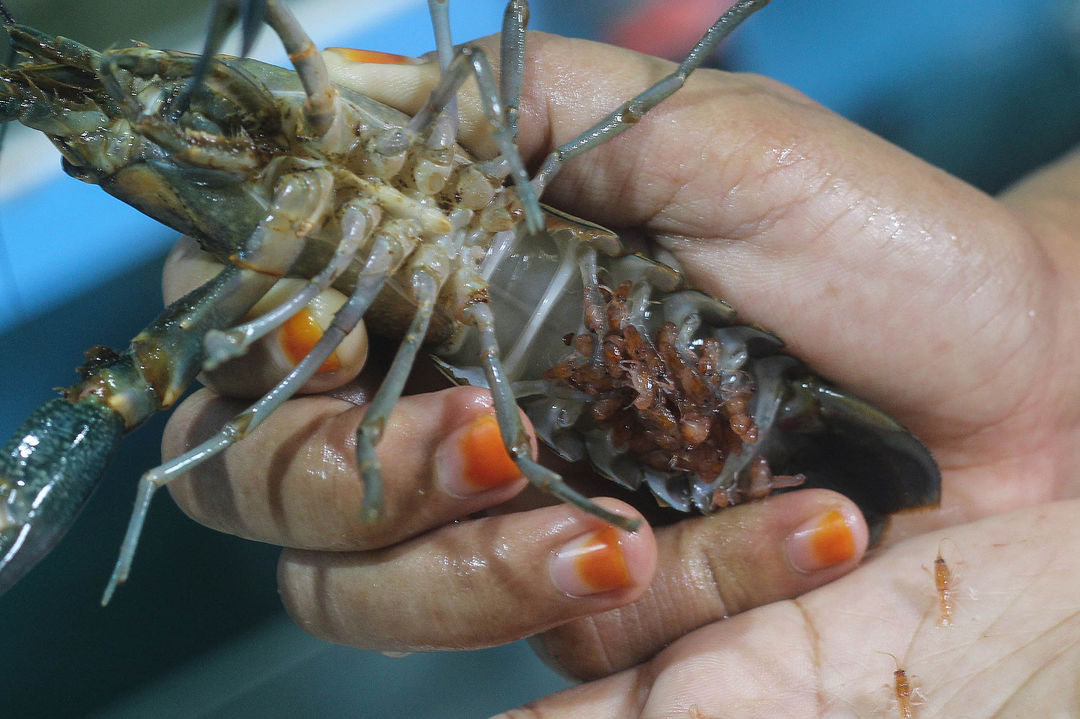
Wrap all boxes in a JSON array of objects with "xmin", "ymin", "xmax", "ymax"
[
  {"xmin": 878, "ymin": 651, "xmax": 925, "ymax": 718},
  {"xmin": 932, "ymin": 539, "xmax": 955, "ymax": 627}
]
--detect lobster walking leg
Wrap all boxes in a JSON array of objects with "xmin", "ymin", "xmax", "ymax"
[
  {"xmin": 103, "ymin": 169, "xmax": 345, "ymax": 601},
  {"xmin": 103, "ymin": 230, "xmax": 395, "ymax": 603},
  {"xmin": 262, "ymin": 1, "xmax": 339, "ymax": 136},
  {"xmin": 423, "ymin": 0, "xmax": 463, "ymax": 162},
  {"xmin": 203, "ymin": 197, "xmax": 379, "ymax": 369},
  {"xmin": 466, "ymin": 301, "xmax": 639, "ymax": 530},
  {"xmin": 384, "ymin": 44, "xmax": 543, "ymax": 235},
  {"xmin": 498, "ymin": 0, "xmax": 528, "ymax": 142},
  {"xmin": 355, "ymin": 270, "xmax": 441, "ymax": 520},
  {"xmin": 530, "ymin": 0, "xmax": 770, "ymax": 194}
]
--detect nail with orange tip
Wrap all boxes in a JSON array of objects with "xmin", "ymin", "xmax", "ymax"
[
  {"xmin": 280, "ymin": 308, "xmax": 340, "ymax": 373},
  {"xmin": 436, "ymin": 414, "xmax": 524, "ymax": 497},
  {"xmin": 326, "ymin": 47, "xmax": 423, "ymax": 65},
  {"xmin": 550, "ymin": 525, "xmax": 631, "ymax": 597},
  {"xmin": 786, "ymin": 508, "xmax": 857, "ymax": 572}
]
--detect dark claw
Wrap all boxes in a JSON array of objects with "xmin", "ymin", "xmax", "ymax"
[{"xmin": 0, "ymin": 398, "xmax": 123, "ymax": 596}]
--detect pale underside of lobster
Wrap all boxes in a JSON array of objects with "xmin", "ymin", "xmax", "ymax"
[{"xmin": 0, "ymin": 0, "xmax": 940, "ymax": 601}]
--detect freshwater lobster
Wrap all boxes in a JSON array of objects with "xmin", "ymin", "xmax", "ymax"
[{"xmin": 0, "ymin": 0, "xmax": 939, "ymax": 605}]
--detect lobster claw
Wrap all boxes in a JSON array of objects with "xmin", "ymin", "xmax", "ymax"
[
  {"xmin": 753, "ymin": 356, "xmax": 942, "ymax": 541},
  {"xmin": 0, "ymin": 398, "xmax": 123, "ymax": 596}
]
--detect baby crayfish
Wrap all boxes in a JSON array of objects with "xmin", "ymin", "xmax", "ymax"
[
  {"xmin": 927, "ymin": 538, "xmax": 965, "ymax": 627},
  {"xmin": 877, "ymin": 651, "xmax": 925, "ymax": 718}
]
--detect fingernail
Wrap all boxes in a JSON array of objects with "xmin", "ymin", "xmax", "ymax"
[
  {"xmin": 550, "ymin": 525, "xmax": 631, "ymax": 597},
  {"xmin": 280, "ymin": 308, "xmax": 340, "ymax": 373},
  {"xmin": 786, "ymin": 508, "xmax": 857, "ymax": 572},
  {"xmin": 326, "ymin": 47, "xmax": 424, "ymax": 65},
  {"xmin": 436, "ymin": 414, "xmax": 523, "ymax": 497}
]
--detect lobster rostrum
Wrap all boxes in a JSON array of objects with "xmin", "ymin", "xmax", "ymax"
[{"xmin": 0, "ymin": 0, "xmax": 940, "ymax": 601}]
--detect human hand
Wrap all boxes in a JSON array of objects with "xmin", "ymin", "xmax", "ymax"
[
  {"xmin": 493, "ymin": 499, "xmax": 1080, "ymax": 718},
  {"xmin": 332, "ymin": 30, "xmax": 1080, "ymax": 531},
  {"xmin": 325, "ymin": 28, "xmax": 1080, "ymax": 672},
  {"xmin": 160, "ymin": 27, "xmax": 1080, "ymax": 684},
  {"xmin": 161, "ymin": 242, "xmax": 867, "ymax": 675}
]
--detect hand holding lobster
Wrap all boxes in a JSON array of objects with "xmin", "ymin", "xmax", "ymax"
[{"xmin": 161, "ymin": 28, "xmax": 1080, "ymax": 693}]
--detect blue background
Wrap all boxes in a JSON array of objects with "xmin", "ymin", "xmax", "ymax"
[{"xmin": 1, "ymin": 1, "xmax": 1077, "ymax": 716}]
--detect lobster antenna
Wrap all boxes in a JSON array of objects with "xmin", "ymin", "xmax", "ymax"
[
  {"xmin": 0, "ymin": 2, "xmax": 14, "ymax": 26},
  {"xmin": 530, "ymin": 0, "xmax": 770, "ymax": 196}
]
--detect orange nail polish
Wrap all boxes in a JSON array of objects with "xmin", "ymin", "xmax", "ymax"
[
  {"xmin": 787, "ymin": 508, "xmax": 856, "ymax": 572},
  {"xmin": 437, "ymin": 414, "xmax": 523, "ymax": 497},
  {"xmin": 551, "ymin": 526, "xmax": 631, "ymax": 596},
  {"xmin": 460, "ymin": 414, "xmax": 521, "ymax": 489},
  {"xmin": 280, "ymin": 308, "xmax": 340, "ymax": 373},
  {"xmin": 326, "ymin": 47, "xmax": 419, "ymax": 65}
]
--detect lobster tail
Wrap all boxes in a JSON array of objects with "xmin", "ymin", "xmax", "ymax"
[{"xmin": 754, "ymin": 369, "xmax": 941, "ymax": 538}]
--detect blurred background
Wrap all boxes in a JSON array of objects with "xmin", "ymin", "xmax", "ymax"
[{"xmin": 1, "ymin": 1, "xmax": 1078, "ymax": 716}]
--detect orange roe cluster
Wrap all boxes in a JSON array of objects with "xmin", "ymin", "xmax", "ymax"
[{"xmin": 544, "ymin": 280, "xmax": 759, "ymax": 484}]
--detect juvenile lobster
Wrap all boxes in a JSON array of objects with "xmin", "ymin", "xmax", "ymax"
[{"xmin": 0, "ymin": 0, "xmax": 940, "ymax": 601}]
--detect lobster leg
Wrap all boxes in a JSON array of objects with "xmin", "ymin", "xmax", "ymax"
[
  {"xmin": 103, "ymin": 230, "xmax": 394, "ymax": 604},
  {"xmin": 375, "ymin": 44, "xmax": 543, "ymax": 236},
  {"xmin": 424, "ymin": 0, "xmax": 460, "ymax": 151},
  {"xmin": 102, "ymin": 169, "xmax": 347, "ymax": 603},
  {"xmin": 182, "ymin": 0, "xmax": 341, "ymax": 137},
  {"xmin": 0, "ymin": 262, "xmax": 269, "ymax": 597},
  {"xmin": 262, "ymin": 0, "xmax": 340, "ymax": 137},
  {"xmin": 530, "ymin": 0, "xmax": 770, "ymax": 194},
  {"xmin": 498, "ymin": 0, "xmax": 529, "ymax": 142},
  {"xmin": 354, "ymin": 269, "xmax": 441, "ymax": 520},
  {"xmin": 426, "ymin": 0, "xmax": 456, "ymax": 73},
  {"xmin": 203, "ymin": 197, "xmax": 380, "ymax": 369},
  {"xmin": 466, "ymin": 301, "xmax": 639, "ymax": 531}
]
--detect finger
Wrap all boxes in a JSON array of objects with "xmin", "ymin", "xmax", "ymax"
[
  {"xmin": 327, "ymin": 34, "xmax": 1054, "ymax": 451},
  {"xmin": 162, "ymin": 236, "xmax": 369, "ymax": 398},
  {"xmin": 504, "ymin": 498, "xmax": 1080, "ymax": 718},
  {"xmin": 324, "ymin": 48, "xmax": 498, "ymax": 156},
  {"xmin": 529, "ymin": 490, "xmax": 868, "ymax": 679},
  {"xmin": 278, "ymin": 498, "xmax": 656, "ymax": 652},
  {"xmin": 164, "ymin": 384, "xmax": 532, "ymax": 550}
]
